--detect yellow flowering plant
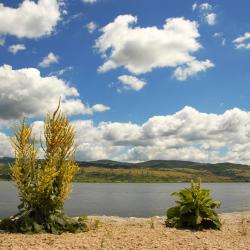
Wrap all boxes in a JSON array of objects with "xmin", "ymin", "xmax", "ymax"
[{"xmin": 0, "ymin": 99, "xmax": 87, "ymax": 234}]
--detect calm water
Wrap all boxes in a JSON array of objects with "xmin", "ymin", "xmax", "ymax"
[{"xmin": 0, "ymin": 182, "xmax": 250, "ymax": 217}]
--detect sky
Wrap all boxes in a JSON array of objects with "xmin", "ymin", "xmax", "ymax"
[{"xmin": 0, "ymin": 0, "xmax": 250, "ymax": 163}]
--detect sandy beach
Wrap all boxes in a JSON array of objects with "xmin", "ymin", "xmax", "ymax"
[{"xmin": 0, "ymin": 212, "xmax": 249, "ymax": 250}]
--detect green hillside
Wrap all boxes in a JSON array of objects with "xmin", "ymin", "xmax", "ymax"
[{"xmin": 1, "ymin": 158, "xmax": 250, "ymax": 182}]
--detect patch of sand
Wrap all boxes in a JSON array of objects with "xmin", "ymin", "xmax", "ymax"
[{"xmin": 0, "ymin": 212, "xmax": 250, "ymax": 250}]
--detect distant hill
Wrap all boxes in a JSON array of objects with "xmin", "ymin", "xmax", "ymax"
[
  {"xmin": 0, "ymin": 157, "xmax": 15, "ymax": 164},
  {"xmin": 77, "ymin": 159, "xmax": 249, "ymax": 170},
  {"xmin": 77, "ymin": 159, "xmax": 199, "ymax": 168},
  {"xmin": 1, "ymin": 157, "xmax": 250, "ymax": 182}
]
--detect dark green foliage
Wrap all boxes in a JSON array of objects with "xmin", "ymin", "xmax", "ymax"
[
  {"xmin": 0, "ymin": 208, "xmax": 87, "ymax": 234},
  {"xmin": 166, "ymin": 178, "xmax": 221, "ymax": 230}
]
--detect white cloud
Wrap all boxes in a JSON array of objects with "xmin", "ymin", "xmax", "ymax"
[
  {"xmin": 82, "ymin": 0, "xmax": 97, "ymax": 3},
  {"xmin": 193, "ymin": 3, "xmax": 217, "ymax": 26},
  {"xmin": 71, "ymin": 120, "xmax": 141, "ymax": 161},
  {"xmin": 205, "ymin": 13, "xmax": 216, "ymax": 25},
  {"xmin": 199, "ymin": 3, "xmax": 212, "ymax": 11},
  {"xmin": 0, "ymin": 0, "xmax": 61, "ymax": 39},
  {"xmin": 95, "ymin": 15, "xmax": 213, "ymax": 80},
  {"xmin": 118, "ymin": 145, "xmax": 209, "ymax": 163},
  {"xmin": 213, "ymin": 32, "xmax": 226, "ymax": 46},
  {"xmin": 86, "ymin": 21, "xmax": 97, "ymax": 33},
  {"xmin": 91, "ymin": 104, "xmax": 110, "ymax": 113},
  {"xmin": 221, "ymin": 38, "xmax": 226, "ymax": 46},
  {"xmin": 0, "ymin": 132, "xmax": 12, "ymax": 157},
  {"xmin": 21, "ymin": 106, "xmax": 250, "ymax": 164},
  {"xmin": 118, "ymin": 75, "xmax": 146, "ymax": 91},
  {"xmin": 8, "ymin": 44, "xmax": 26, "ymax": 55},
  {"xmin": 71, "ymin": 120, "xmax": 121, "ymax": 161},
  {"xmin": 4, "ymin": 106, "xmax": 250, "ymax": 164},
  {"xmin": 192, "ymin": 3, "xmax": 198, "ymax": 11},
  {"xmin": 173, "ymin": 59, "xmax": 214, "ymax": 81},
  {"xmin": 115, "ymin": 107, "xmax": 250, "ymax": 163},
  {"xmin": 62, "ymin": 13, "xmax": 83, "ymax": 26},
  {"xmin": 49, "ymin": 66, "xmax": 74, "ymax": 76},
  {"xmin": 39, "ymin": 52, "xmax": 59, "ymax": 68},
  {"xmin": 213, "ymin": 32, "xmax": 221, "ymax": 38},
  {"xmin": 0, "ymin": 64, "xmax": 109, "ymax": 120},
  {"xmin": 0, "ymin": 37, "xmax": 5, "ymax": 46},
  {"xmin": 233, "ymin": 32, "xmax": 250, "ymax": 49}
]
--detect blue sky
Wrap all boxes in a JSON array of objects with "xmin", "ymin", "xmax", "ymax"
[{"xmin": 0, "ymin": 0, "xmax": 250, "ymax": 163}]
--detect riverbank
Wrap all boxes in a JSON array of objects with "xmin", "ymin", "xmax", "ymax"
[
  {"xmin": 2, "ymin": 161, "xmax": 250, "ymax": 182},
  {"xmin": 0, "ymin": 212, "xmax": 249, "ymax": 250}
]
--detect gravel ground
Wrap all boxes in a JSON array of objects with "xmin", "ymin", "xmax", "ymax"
[{"xmin": 0, "ymin": 212, "xmax": 249, "ymax": 250}]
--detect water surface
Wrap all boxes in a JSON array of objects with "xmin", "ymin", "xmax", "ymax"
[{"xmin": 0, "ymin": 182, "xmax": 249, "ymax": 217}]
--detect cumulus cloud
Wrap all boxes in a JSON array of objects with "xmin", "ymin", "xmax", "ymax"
[
  {"xmin": 93, "ymin": 106, "xmax": 250, "ymax": 163},
  {"xmin": 0, "ymin": 132, "xmax": 12, "ymax": 157},
  {"xmin": 118, "ymin": 146, "xmax": 209, "ymax": 163},
  {"xmin": 233, "ymin": 32, "xmax": 250, "ymax": 49},
  {"xmin": 95, "ymin": 15, "xmax": 213, "ymax": 80},
  {"xmin": 8, "ymin": 44, "xmax": 26, "ymax": 55},
  {"xmin": 0, "ymin": 0, "xmax": 61, "ymax": 39},
  {"xmin": 39, "ymin": 52, "xmax": 59, "ymax": 68},
  {"xmin": 173, "ymin": 59, "xmax": 214, "ymax": 81},
  {"xmin": 3, "ymin": 106, "xmax": 250, "ymax": 163},
  {"xmin": 0, "ymin": 64, "xmax": 109, "ymax": 120},
  {"xmin": 64, "ymin": 120, "xmax": 140, "ymax": 161},
  {"xmin": 119, "ymin": 107, "xmax": 250, "ymax": 163},
  {"xmin": 18, "ymin": 106, "xmax": 250, "ymax": 164},
  {"xmin": 118, "ymin": 75, "xmax": 146, "ymax": 91},
  {"xmin": 86, "ymin": 21, "xmax": 97, "ymax": 33}
]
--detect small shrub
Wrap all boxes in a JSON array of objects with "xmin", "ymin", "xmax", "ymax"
[{"xmin": 166, "ymin": 178, "xmax": 221, "ymax": 230}]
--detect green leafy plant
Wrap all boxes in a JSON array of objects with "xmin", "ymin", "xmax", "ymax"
[
  {"xmin": 166, "ymin": 178, "xmax": 221, "ymax": 230},
  {"xmin": 0, "ymin": 99, "xmax": 87, "ymax": 234}
]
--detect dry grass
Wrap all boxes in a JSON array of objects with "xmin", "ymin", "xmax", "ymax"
[
  {"xmin": 78, "ymin": 166, "xmax": 233, "ymax": 182},
  {"xmin": 240, "ymin": 216, "xmax": 249, "ymax": 236}
]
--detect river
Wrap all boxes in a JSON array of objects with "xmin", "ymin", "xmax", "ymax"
[{"xmin": 0, "ymin": 182, "xmax": 249, "ymax": 217}]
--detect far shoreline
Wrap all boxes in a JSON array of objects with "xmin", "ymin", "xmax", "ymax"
[{"xmin": 1, "ymin": 179, "xmax": 250, "ymax": 183}]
